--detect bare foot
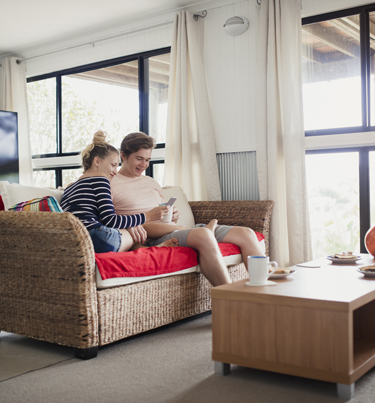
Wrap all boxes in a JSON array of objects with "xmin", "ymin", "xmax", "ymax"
[
  {"xmin": 156, "ymin": 238, "xmax": 179, "ymax": 248},
  {"xmin": 205, "ymin": 219, "xmax": 218, "ymax": 234}
]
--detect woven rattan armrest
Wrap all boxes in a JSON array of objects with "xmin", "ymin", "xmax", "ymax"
[
  {"xmin": 188, "ymin": 200, "xmax": 274, "ymax": 255},
  {"xmin": 0, "ymin": 211, "xmax": 99, "ymax": 351}
]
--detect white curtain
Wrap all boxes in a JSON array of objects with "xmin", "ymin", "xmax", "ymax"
[
  {"xmin": 164, "ymin": 10, "xmax": 221, "ymax": 201},
  {"xmin": 0, "ymin": 57, "xmax": 33, "ymax": 185},
  {"xmin": 255, "ymin": 0, "xmax": 311, "ymax": 266}
]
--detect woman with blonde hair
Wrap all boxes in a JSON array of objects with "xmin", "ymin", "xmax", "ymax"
[{"xmin": 60, "ymin": 131, "xmax": 177, "ymax": 253}]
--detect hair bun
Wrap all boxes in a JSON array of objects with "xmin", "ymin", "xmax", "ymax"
[{"xmin": 92, "ymin": 130, "xmax": 107, "ymax": 146}]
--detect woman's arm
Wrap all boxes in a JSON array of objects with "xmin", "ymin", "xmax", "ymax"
[{"xmin": 94, "ymin": 178, "xmax": 146, "ymax": 229}]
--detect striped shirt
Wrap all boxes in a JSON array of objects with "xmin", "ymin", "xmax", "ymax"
[{"xmin": 60, "ymin": 176, "xmax": 146, "ymax": 231}]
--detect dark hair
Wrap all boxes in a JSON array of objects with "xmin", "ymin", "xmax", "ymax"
[
  {"xmin": 81, "ymin": 131, "xmax": 119, "ymax": 171},
  {"xmin": 120, "ymin": 132, "xmax": 156, "ymax": 160}
]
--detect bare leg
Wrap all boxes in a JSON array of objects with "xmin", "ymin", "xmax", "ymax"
[
  {"xmin": 118, "ymin": 228, "xmax": 136, "ymax": 252},
  {"xmin": 143, "ymin": 222, "xmax": 189, "ymax": 238},
  {"xmin": 187, "ymin": 227, "xmax": 231, "ymax": 286},
  {"xmin": 131, "ymin": 238, "xmax": 179, "ymax": 250},
  {"xmin": 119, "ymin": 229, "xmax": 178, "ymax": 252},
  {"xmin": 221, "ymin": 227, "xmax": 265, "ymax": 271},
  {"xmin": 205, "ymin": 219, "xmax": 218, "ymax": 234}
]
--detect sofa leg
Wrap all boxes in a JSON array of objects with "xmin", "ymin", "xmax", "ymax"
[{"xmin": 74, "ymin": 346, "xmax": 98, "ymax": 360}]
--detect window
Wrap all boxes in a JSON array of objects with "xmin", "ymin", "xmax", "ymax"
[
  {"xmin": 28, "ymin": 78, "xmax": 57, "ymax": 155},
  {"xmin": 302, "ymin": 14, "xmax": 362, "ymax": 132},
  {"xmin": 27, "ymin": 48, "xmax": 170, "ymax": 187},
  {"xmin": 302, "ymin": 7, "xmax": 375, "ymax": 135},
  {"xmin": 302, "ymin": 6, "xmax": 375, "ymax": 256},
  {"xmin": 306, "ymin": 151, "xmax": 360, "ymax": 259}
]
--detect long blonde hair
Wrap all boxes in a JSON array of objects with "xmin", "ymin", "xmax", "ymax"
[{"xmin": 81, "ymin": 131, "xmax": 119, "ymax": 171}]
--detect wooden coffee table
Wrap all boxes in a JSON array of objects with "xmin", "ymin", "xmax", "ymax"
[{"xmin": 211, "ymin": 254, "xmax": 375, "ymax": 399}]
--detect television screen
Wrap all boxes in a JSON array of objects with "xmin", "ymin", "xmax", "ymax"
[{"xmin": 0, "ymin": 110, "xmax": 19, "ymax": 184}]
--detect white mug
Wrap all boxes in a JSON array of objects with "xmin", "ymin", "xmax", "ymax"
[
  {"xmin": 160, "ymin": 203, "xmax": 173, "ymax": 223},
  {"xmin": 247, "ymin": 256, "xmax": 278, "ymax": 285}
]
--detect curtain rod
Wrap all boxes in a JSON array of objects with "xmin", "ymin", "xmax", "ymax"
[
  {"xmin": 0, "ymin": 4, "xmax": 210, "ymax": 66},
  {"xmin": 14, "ymin": 20, "xmax": 174, "ymax": 64}
]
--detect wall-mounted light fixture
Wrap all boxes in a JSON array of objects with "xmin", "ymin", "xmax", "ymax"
[{"xmin": 223, "ymin": 16, "xmax": 249, "ymax": 36}]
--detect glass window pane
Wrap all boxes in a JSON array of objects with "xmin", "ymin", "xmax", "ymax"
[
  {"xmin": 62, "ymin": 61, "xmax": 139, "ymax": 153},
  {"xmin": 33, "ymin": 170, "xmax": 55, "ymax": 188},
  {"xmin": 152, "ymin": 163, "xmax": 165, "ymax": 186},
  {"xmin": 305, "ymin": 152, "xmax": 360, "ymax": 259},
  {"xmin": 148, "ymin": 53, "xmax": 170, "ymax": 144},
  {"xmin": 302, "ymin": 15, "xmax": 361, "ymax": 131},
  {"xmin": 62, "ymin": 168, "xmax": 83, "ymax": 188},
  {"xmin": 27, "ymin": 78, "xmax": 57, "ymax": 155},
  {"xmin": 370, "ymin": 151, "xmax": 375, "ymax": 227}
]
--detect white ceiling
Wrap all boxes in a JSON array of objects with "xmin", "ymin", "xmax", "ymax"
[{"xmin": 0, "ymin": 0, "xmax": 210, "ymax": 57}]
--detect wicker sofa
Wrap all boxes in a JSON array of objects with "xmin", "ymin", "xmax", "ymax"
[{"xmin": 0, "ymin": 200, "xmax": 274, "ymax": 359}]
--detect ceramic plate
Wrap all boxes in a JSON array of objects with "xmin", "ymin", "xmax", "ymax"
[
  {"xmin": 326, "ymin": 255, "xmax": 362, "ymax": 264},
  {"xmin": 357, "ymin": 267, "xmax": 375, "ymax": 278},
  {"xmin": 269, "ymin": 269, "xmax": 296, "ymax": 279}
]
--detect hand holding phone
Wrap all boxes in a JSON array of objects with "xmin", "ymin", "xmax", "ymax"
[{"xmin": 166, "ymin": 197, "xmax": 177, "ymax": 207}]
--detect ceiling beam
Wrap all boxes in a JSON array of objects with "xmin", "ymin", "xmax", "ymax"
[{"xmin": 302, "ymin": 23, "xmax": 360, "ymax": 58}]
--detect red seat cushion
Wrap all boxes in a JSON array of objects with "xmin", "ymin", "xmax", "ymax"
[
  {"xmin": 95, "ymin": 232, "xmax": 265, "ymax": 280},
  {"xmin": 0, "ymin": 195, "xmax": 4, "ymax": 211}
]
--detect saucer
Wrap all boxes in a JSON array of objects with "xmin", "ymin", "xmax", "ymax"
[
  {"xmin": 327, "ymin": 255, "xmax": 362, "ymax": 264},
  {"xmin": 269, "ymin": 269, "xmax": 296, "ymax": 279},
  {"xmin": 357, "ymin": 268, "xmax": 375, "ymax": 278},
  {"xmin": 245, "ymin": 280, "xmax": 277, "ymax": 286}
]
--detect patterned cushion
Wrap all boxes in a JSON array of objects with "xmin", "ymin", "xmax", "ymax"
[{"xmin": 8, "ymin": 196, "xmax": 63, "ymax": 212}]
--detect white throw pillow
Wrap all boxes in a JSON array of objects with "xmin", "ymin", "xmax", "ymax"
[
  {"xmin": 162, "ymin": 186, "xmax": 195, "ymax": 228},
  {"xmin": 0, "ymin": 181, "xmax": 64, "ymax": 211}
]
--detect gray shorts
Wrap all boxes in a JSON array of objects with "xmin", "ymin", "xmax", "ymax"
[{"xmin": 146, "ymin": 224, "xmax": 233, "ymax": 248}]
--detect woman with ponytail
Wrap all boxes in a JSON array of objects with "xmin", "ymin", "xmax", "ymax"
[{"xmin": 60, "ymin": 131, "xmax": 177, "ymax": 253}]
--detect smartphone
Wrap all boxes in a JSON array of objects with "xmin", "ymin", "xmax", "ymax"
[{"xmin": 166, "ymin": 197, "xmax": 177, "ymax": 206}]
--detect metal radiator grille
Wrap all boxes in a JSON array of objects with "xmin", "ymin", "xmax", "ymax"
[{"xmin": 216, "ymin": 151, "xmax": 260, "ymax": 201}]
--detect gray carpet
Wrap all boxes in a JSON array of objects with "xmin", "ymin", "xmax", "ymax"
[{"xmin": 1, "ymin": 314, "xmax": 375, "ymax": 403}]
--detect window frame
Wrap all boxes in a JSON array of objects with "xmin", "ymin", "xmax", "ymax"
[
  {"xmin": 306, "ymin": 146, "xmax": 375, "ymax": 252},
  {"xmin": 303, "ymin": 4, "xmax": 375, "ymax": 254},
  {"xmin": 302, "ymin": 4, "xmax": 375, "ymax": 137},
  {"xmin": 27, "ymin": 47, "xmax": 171, "ymax": 186}
]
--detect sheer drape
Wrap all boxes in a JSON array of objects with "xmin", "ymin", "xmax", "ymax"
[
  {"xmin": 255, "ymin": 0, "xmax": 311, "ymax": 266},
  {"xmin": 0, "ymin": 57, "xmax": 33, "ymax": 185},
  {"xmin": 164, "ymin": 10, "xmax": 221, "ymax": 201}
]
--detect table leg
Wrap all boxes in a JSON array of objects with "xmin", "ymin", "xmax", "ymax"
[
  {"xmin": 214, "ymin": 361, "xmax": 230, "ymax": 376},
  {"xmin": 337, "ymin": 383, "xmax": 355, "ymax": 399}
]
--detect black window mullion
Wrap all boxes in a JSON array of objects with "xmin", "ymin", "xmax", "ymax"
[
  {"xmin": 139, "ymin": 56, "xmax": 152, "ymax": 176},
  {"xmin": 55, "ymin": 169, "xmax": 62, "ymax": 188},
  {"xmin": 139, "ymin": 56, "xmax": 149, "ymax": 134},
  {"xmin": 56, "ymin": 75, "xmax": 62, "ymax": 155},
  {"xmin": 361, "ymin": 9, "xmax": 370, "ymax": 128},
  {"xmin": 359, "ymin": 149, "xmax": 371, "ymax": 253}
]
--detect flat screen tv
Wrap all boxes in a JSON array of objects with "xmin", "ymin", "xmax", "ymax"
[{"xmin": 0, "ymin": 110, "xmax": 19, "ymax": 184}]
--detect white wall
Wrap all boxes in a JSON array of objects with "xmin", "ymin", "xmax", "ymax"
[
  {"xmin": 203, "ymin": 0, "xmax": 257, "ymax": 153},
  {"xmin": 23, "ymin": 0, "xmax": 375, "ymax": 155}
]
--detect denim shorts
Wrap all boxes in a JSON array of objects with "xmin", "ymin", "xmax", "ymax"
[{"xmin": 89, "ymin": 226, "xmax": 122, "ymax": 253}]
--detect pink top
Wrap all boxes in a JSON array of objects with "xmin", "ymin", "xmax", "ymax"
[{"xmin": 111, "ymin": 173, "xmax": 166, "ymax": 218}]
